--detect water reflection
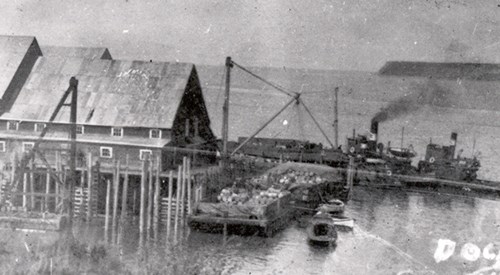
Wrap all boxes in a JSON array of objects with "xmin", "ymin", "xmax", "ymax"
[
  {"xmin": 111, "ymin": 186, "xmax": 500, "ymax": 274},
  {"xmin": 346, "ymin": 187, "xmax": 500, "ymax": 274}
]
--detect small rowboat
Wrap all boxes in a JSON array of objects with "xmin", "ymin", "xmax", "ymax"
[
  {"xmin": 316, "ymin": 199, "xmax": 345, "ymax": 214},
  {"xmin": 307, "ymin": 213, "xmax": 337, "ymax": 245},
  {"xmin": 388, "ymin": 147, "xmax": 416, "ymax": 158}
]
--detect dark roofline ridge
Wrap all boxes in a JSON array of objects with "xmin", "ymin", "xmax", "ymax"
[
  {"xmin": 378, "ymin": 60, "xmax": 500, "ymax": 81},
  {"xmin": 198, "ymin": 63, "xmax": 377, "ymax": 75},
  {"xmin": 382, "ymin": 60, "xmax": 500, "ymax": 66}
]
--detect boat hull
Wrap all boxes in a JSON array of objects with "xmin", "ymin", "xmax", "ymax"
[{"xmin": 307, "ymin": 216, "xmax": 337, "ymax": 245}]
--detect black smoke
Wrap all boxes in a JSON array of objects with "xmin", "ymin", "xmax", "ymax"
[{"xmin": 372, "ymin": 79, "xmax": 454, "ymax": 124}]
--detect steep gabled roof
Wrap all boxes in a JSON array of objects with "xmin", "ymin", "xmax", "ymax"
[
  {"xmin": 41, "ymin": 46, "xmax": 112, "ymax": 60},
  {"xmin": 0, "ymin": 35, "xmax": 42, "ymax": 100},
  {"xmin": 1, "ymin": 57, "xmax": 196, "ymax": 129},
  {"xmin": 379, "ymin": 61, "xmax": 500, "ymax": 81}
]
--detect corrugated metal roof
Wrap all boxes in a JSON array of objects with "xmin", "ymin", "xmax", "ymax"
[
  {"xmin": 1, "ymin": 57, "xmax": 195, "ymax": 129},
  {"xmin": 0, "ymin": 35, "xmax": 40, "ymax": 99},
  {"xmin": 41, "ymin": 46, "xmax": 112, "ymax": 60}
]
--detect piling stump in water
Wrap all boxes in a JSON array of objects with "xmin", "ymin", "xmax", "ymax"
[
  {"xmin": 147, "ymin": 158, "xmax": 154, "ymax": 242},
  {"xmin": 139, "ymin": 160, "xmax": 147, "ymax": 248},
  {"xmin": 118, "ymin": 155, "xmax": 129, "ymax": 245},
  {"xmin": 166, "ymin": 171, "xmax": 173, "ymax": 242},
  {"xmin": 153, "ymin": 156, "xmax": 161, "ymax": 241},
  {"xmin": 113, "ymin": 161, "xmax": 122, "ymax": 244},
  {"xmin": 104, "ymin": 179, "xmax": 111, "ymax": 243},
  {"xmin": 174, "ymin": 166, "xmax": 182, "ymax": 243}
]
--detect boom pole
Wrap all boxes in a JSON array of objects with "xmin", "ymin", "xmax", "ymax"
[
  {"xmin": 333, "ymin": 87, "xmax": 339, "ymax": 148},
  {"xmin": 3, "ymin": 77, "xmax": 78, "ymax": 210},
  {"xmin": 222, "ymin": 57, "xmax": 232, "ymax": 158},
  {"xmin": 67, "ymin": 76, "xmax": 78, "ymax": 228}
]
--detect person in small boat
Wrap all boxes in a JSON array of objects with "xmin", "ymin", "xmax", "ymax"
[{"xmin": 314, "ymin": 224, "xmax": 330, "ymax": 236}]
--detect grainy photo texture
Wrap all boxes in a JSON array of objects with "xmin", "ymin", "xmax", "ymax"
[{"xmin": 0, "ymin": 1, "xmax": 499, "ymax": 274}]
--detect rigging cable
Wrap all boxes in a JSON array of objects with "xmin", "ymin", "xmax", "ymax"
[
  {"xmin": 229, "ymin": 59, "xmax": 336, "ymax": 149},
  {"xmin": 230, "ymin": 61, "xmax": 297, "ymax": 98},
  {"xmin": 298, "ymin": 98, "xmax": 335, "ymax": 148}
]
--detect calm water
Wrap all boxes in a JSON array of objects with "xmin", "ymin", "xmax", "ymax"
[
  {"xmin": 102, "ymin": 186, "xmax": 500, "ymax": 274},
  {"xmin": 178, "ymin": 186, "xmax": 500, "ymax": 275}
]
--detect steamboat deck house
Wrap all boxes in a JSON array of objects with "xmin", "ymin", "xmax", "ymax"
[{"xmin": 0, "ymin": 35, "xmax": 217, "ymax": 177}]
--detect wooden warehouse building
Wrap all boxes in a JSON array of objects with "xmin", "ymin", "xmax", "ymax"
[{"xmin": 0, "ymin": 35, "xmax": 217, "ymax": 180}]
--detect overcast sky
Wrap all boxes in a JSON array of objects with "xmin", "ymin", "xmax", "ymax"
[{"xmin": 1, "ymin": 0, "xmax": 500, "ymax": 71}]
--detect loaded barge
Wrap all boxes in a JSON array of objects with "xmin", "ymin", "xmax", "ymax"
[
  {"xmin": 188, "ymin": 163, "xmax": 350, "ymax": 237},
  {"xmin": 188, "ymin": 191, "xmax": 293, "ymax": 237}
]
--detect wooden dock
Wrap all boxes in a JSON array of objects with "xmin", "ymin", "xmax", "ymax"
[{"xmin": 357, "ymin": 172, "xmax": 500, "ymax": 199}]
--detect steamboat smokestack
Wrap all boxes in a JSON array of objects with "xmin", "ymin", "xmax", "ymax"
[
  {"xmin": 450, "ymin": 132, "xmax": 457, "ymax": 146},
  {"xmin": 369, "ymin": 120, "xmax": 379, "ymax": 152},
  {"xmin": 450, "ymin": 132, "xmax": 457, "ymax": 158},
  {"xmin": 370, "ymin": 120, "xmax": 378, "ymax": 142}
]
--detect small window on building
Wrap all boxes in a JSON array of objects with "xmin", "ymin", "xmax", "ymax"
[
  {"xmin": 100, "ymin": 147, "xmax": 113, "ymax": 158},
  {"xmin": 76, "ymin": 125, "xmax": 84, "ymax": 134},
  {"xmin": 139, "ymin": 149, "xmax": 153, "ymax": 160},
  {"xmin": 22, "ymin": 142, "xmax": 34, "ymax": 153},
  {"xmin": 7, "ymin": 121, "xmax": 19, "ymax": 131},
  {"xmin": 0, "ymin": 141, "xmax": 5, "ymax": 152},
  {"xmin": 150, "ymin": 129, "xmax": 161, "ymax": 139},
  {"xmin": 111, "ymin": 127, "xmax": 123, "ymax": 137},
  {"xmin": 34, "ymin": 123, "xmax": 46, "ymax": 132}
]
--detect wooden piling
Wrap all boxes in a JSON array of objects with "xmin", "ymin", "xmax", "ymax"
[
  {"xmin": 180, "ymin": 157, "xmax": 186, "ymax": 220},
  {"xmin": 22, "ymin": 170, "xmax": 27, "ymax": 210},
  {"xmin": 139, "ymin": 160, "xmax": 147, "ymax": 248},
  {"xmin": 153, "ymin": 155, "xmax": 161, "ymax": 241},
  {"xmin": 45, "ymin": 170, "xmax": 50, "ymax": 212},
  {"xmin": 146, "ymin": 158, "xmax": 153, "ymax": 241},
  {"xmin": 166, "ymin": 171, "xmax": 173, "ymax": 242},
  {"xmin": 80, "ymin": 167, "xmax": 85, "ymax": 217},
  {"xmin": 10, "ymin": 153, "xmax": 17, "ymax": 203},
  {"xmin": 55, "ymin": 152, "xmax": 61, "ymax": 208},
  {"xmin": 104, "ymin": 179, "xmax": 111, "ymax": 243},
  {"xmin": 86, "ymin": 152, "xmax": 93, "ymax": 222},
  {"xmin": 29, "ymin": 158, "xmax": 35, "ymax": 211},
  {"xmin": 187, "ymin": 158, "xmax": 192, "ymax": 215},
  {"xmin": 55, "ymin": 180, "xmax": 60, "ymax": 211},
  {"xmin": 174, "ymin": 166, "xmax": 181, "ymax": 243},
  {"xmin": 194, "ymin": 181, "xmax": 198, "ymax": 204},
  {"xmin": 119, "ymin": 155, "xmax": 129, "ymax": 244},
  {"xmin": 112, "ymin": 160, "xmax": 120, "ymax": 244}
]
